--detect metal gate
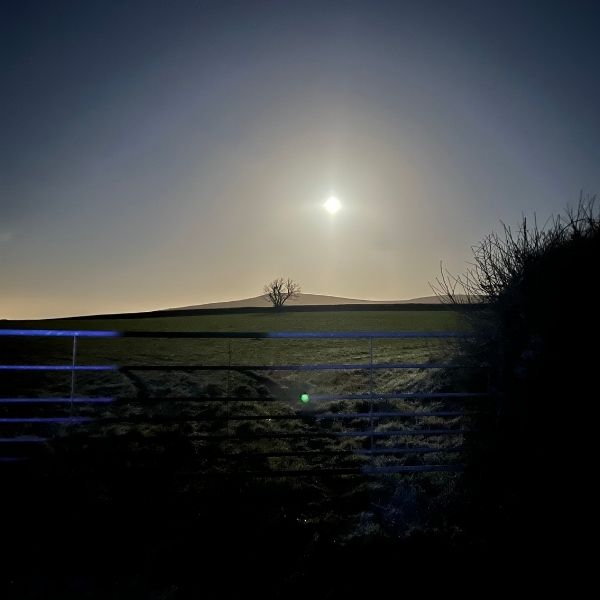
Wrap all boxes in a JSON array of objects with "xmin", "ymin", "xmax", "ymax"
[{"xmin": 0, "ymin": 328, "xmax": 489, "ymax": 475}]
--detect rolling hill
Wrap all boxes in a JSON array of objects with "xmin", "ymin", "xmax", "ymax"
[{"xmin": 168, "ymin": 293, "xmax": 448, "ymax": 310}]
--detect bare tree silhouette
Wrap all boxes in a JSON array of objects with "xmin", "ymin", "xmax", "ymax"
[{"xmin": 263, "ymin": 277, "xmax": 301, "ymax": 308}]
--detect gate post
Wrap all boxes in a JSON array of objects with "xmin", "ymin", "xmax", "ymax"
[
  {"xmin": 70, "ymin": 334, "xmax": 78, "ymax": 420},
  {"xmin": 369, "ymin": 336, "xmax": 374, "ymax": 450}
]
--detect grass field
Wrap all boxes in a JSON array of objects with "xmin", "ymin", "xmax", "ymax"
[
  {"xmin": 1, "ymin": 308, "xmax": 476, "ymax": 473},
  {"xmin": 2, "ymin": 309, "xmax": 466, "ymax": 396},
  {"xmin": 3, "ymin": 307, "xmax": 463, "ymax": 332},
  {"xmin": 2, "ymin": 309, "xmax": 483, "ymax": 597}
]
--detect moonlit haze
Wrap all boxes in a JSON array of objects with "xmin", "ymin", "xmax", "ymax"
[{"xmin": 1, "ymin": 1, "xmax": 599, "ymax": 318}]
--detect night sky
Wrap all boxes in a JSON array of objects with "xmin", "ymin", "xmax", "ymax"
[{"xmin": 1, "ymin": 1, "xmax": 599, "ymax": 318}]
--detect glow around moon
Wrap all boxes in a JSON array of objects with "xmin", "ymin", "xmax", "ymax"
[{"xmin": 324, "ymin": 196, "xmax": 342, "ymax": 214}]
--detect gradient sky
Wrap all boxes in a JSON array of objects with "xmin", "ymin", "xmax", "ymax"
[{"xmin": 1, "ymin": 0, "xmax": 599, "ymax": 319}]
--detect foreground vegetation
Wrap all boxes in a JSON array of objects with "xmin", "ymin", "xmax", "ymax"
[{"xmin": 434, "ymin": 196, "xmax": 600, "ymax": 573}]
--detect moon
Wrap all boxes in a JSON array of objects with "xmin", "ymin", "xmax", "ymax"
[{"xmin": 324, "ymin": 196, "xmax": 342, "ymax": 214}]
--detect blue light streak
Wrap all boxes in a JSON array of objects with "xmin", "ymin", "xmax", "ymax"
[{"xmin": 0, "ymin": 329, "xmax": 119, "ymax": 337}]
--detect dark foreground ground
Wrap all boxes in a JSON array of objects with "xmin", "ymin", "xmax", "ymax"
[
  {"xmin": 1, "ymin": 430, "xmax": 584, "ymax": 599},
  {"xmin": 0, "ymin": 411, "xmax": 466, "ymax": 598}
]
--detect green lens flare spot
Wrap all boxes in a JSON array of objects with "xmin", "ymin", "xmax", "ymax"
[{"xmin": 300, "ymin": 393, "xmax": 310, "ymax": 403}]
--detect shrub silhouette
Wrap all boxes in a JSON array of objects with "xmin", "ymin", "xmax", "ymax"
[{"xmin": 433, "ymin": 194, "xmax": 599, "ymax": 559}]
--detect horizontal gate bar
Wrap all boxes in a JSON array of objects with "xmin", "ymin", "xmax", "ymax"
[
  {"xmin": 97, "ymin": 395, "xmax": 485, "ymax": 404},
  {"xmin": 224, "ymin": 446, "xmax": 465, "ymax": 458},
  {"xmin": 0, "ymin": 436, "xmax": 48, "ymax": 443},
  {"xmin": 120, "ymin": 330, "xmax": 471, "ymax": 339},
  {"xmin": 0, "ymin": 365, "xmax": 116, "ymax": 371},
  {"xmin": 188, "ymin": 429, "xmax": 471, "ymax": 441},
  {"xmin": 92, "ymin": 411, "xmax": 473, "ymax": 424},
  {"xmin": 120, "ymin": 362, "xmax": 467, "ymax": 372},
  {"xmin": 211, "ymin": 410, "xmax": 472, "ymax": 420},
  {"xmin": 358, "ymin": 445, "xmax": 464, "ymax": 455},
  {"xmin": 0, "ymin": 397, "xmax": 114, "ymax": 404},
  {"xmin": 220, "ymin": 464, "xmax": 464, "ymax": 477},
  {"xmin": 0, "ymin": 417, "xmax": 93, "ymax": 424},
  {"xmin": 0, "ymin": 329, "xmax": 471, "ymax": 339},
  {"xmin": 116, "ymin": 396, "xmax": 279, "ymax": 403},
  {"xmin": 312, "ymin": 392, "xmax": 488, "ymax": 400},
  {"xmin": 362, "ymin": 464, "xmax": 464, "ymax": 474},
  {"xmin": 37, "ymin": 395, "xmax": 481, "ymax": 405}
]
